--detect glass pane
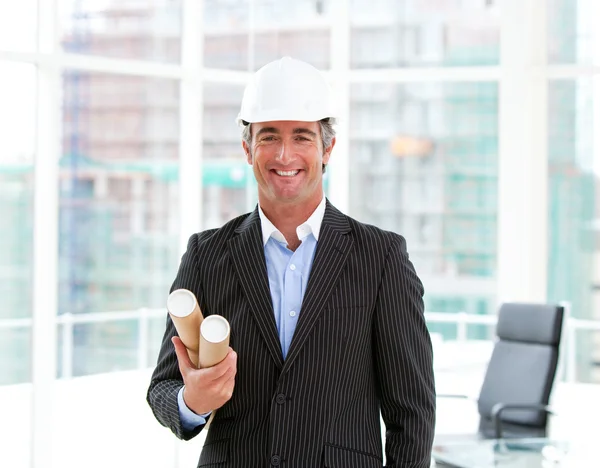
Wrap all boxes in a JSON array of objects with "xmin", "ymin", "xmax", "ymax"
[
  {"xmin": 203, "ymin": 0, "xmax": 251, "ymax": 70},
  {"xmin": 350, "ymin": 0, "xmax": 500, "ymax": 68},
  {"xmin": 0, "ymin": 62, "xmax": 35, "ymax": 381},
  {"xmin": 58, "ymin": 321, "xmax": 138, "ymax": 377},
  {"xmin": 59, "ymin": 72, "xmax": 180, "ymax": 376},
  {"xmin": 547, "ymin": 79, "xmax": 596, "ymax": 382},
  {"xmin": 0, "ymin": 61, "xmax": 35, "ymax": 468},
  {"xmin": 252, "ymin": 28, "xmax": 330, "ymax": 71},
  {"xmin": 571, "ymin": 330, "xmax": 600, "ymax": 384},
  {"xmin": 204, "ymin": 0, "xmax": 331, "ymax": 71},
  {"xmin": 59, "ymin": 0, "xmax": 182, "ymax": 63},
  {"xmin": 203, "ymin": 83, "xmax": 253, "ymax": 228},
  {"xmin": 548, "ymin": 0, "xmax": 596, "ymax": 64},
  {"xmin": 0, "ymin": 0, "xmax": 37, "ymax": 52},
  {"xmin": 349, "ymin": 82, "xmax": 498, "ymax": 331},
  {"xmin": 147, "ymin": 315, "xmax": 168, "ymax": 365}
]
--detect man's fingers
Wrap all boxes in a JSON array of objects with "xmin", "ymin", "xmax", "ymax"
[
  {"xmin": 222, "ymin": 368, "xmax": 237, "ymax": 391},
  {"xmin": 171, "ymin": 336, "xmax": 196, "ymax": 373},
  {"xmin": 202, "ymin": 348, "xmax": 237, "ymax": 382}
]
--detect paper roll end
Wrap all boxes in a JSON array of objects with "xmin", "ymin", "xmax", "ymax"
[
  {"xmin": 167, "ymin": 289, "xmax": 198, "ymax": 318},
  {"xmin": 200, "ymin": 315, "xmax": 230, "ymax": 343}
]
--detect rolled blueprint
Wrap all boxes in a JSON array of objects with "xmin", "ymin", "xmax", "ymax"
[
  {"xmin": 199, "ymin": 315, "xmax": 231, "ymax": 429},
  {"xmin": 199, "ymin": 315, "xmax": 230, "ymax": 368},
  {"xmin": 167, "ymin": 289, "xmax": 203, "ymax": 367}
]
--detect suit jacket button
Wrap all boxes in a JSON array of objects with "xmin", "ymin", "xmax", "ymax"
[
  {"xmin": 271, "ymin": 454, "xmax": 281, "ymax": 466},
  {"xmin": 275, "ymin": 393, "xmax": 286, "ymax": 405}
]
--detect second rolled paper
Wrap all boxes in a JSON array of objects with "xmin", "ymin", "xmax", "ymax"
[{"xmin": 199, "ymin": 315, "xmax": 230, "ymax": 368}]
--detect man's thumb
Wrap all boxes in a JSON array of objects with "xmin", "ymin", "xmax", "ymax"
[{"xmin": 171, "ymin": 336, "xmax": 196, "ymax": 371}]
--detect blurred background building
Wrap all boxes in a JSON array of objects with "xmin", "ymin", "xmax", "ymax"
[{"xmin": 1, "ymin": 0, "xmax": 599, "ymax": 466}]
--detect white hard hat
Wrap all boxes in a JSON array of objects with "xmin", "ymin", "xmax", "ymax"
[{"xmin": 236, "ymin": 56, "xmax": 337, "ymax": 126}]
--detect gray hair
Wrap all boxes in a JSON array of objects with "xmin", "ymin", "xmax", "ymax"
[{"xmin": 241, "ymin": 119, "xmax": 336, "ymax": 173}]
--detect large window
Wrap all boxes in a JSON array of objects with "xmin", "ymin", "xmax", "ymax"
[{"xmin": 2, "ymin": 0, "xmax": 600, "ymax": 466}]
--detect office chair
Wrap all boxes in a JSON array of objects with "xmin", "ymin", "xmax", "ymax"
[{"xmin": 437, "ymin": 302, "xmax": 564, "ymax": 441}]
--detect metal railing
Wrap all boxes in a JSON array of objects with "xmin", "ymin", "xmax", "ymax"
[
  {"xmin": 1, "ymin": 301, "xmax": 599, "ymax": 383},
  {"xmin": 425, "ymin": 302, "xmax": 600, "ymax": 383}
]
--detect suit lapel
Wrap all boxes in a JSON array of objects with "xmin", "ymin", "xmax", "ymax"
[
  {"xmin": 282, "ymin": 202, "xmax": 353, "ymax": 374},
  {"xmin": 228, "ymin": 209, "xmax": 284, "ymax": 369}
]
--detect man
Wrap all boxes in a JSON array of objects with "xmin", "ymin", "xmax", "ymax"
[{"xmin": 147, "ymin": 57, "xmax": 435, "ymax": 468}]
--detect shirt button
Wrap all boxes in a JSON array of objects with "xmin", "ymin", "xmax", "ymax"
[
  {"xmin": 271, "ymin": 455, "xmax": 281, "ymax": 466},
  {"xmin": 275, "ymin": 393, "xmax": 286, "ymax": 405},
  {"xmin": 290, "ymin": 264, "xmax": 296, "ymax": 271},
  {"xmin": 289, "ymin": 310, "xmax": 296, "ymax": 317}
]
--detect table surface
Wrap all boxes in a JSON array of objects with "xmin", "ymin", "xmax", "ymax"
[{"xmin": 432, "ymin": 437, "xmax": 594, "ymax": 467}]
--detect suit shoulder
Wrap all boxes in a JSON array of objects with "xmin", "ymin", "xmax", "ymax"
[
  {"xmin": 345, "ymin": 215, "xmax": 407, "ymax": 250},
  {"xmin": 188, "ymin": 212, "xmax": 253, "ymax": 250}
]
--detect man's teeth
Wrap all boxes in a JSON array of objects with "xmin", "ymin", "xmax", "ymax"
[{"xmin": 276, "ymin": 170, "xmax": 299, "ymax": 176}]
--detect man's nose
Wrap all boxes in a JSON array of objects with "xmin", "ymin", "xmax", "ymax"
[{"xmin": 274, "ymin": 141, "xmax": 293, "ymax": 162}]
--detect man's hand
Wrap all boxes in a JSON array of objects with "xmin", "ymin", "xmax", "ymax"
[{"xmin": 171, "ymin": 336, "xmax": 237, "ymax": 415}]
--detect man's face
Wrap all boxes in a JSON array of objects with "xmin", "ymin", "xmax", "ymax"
[{"xmin": 242, "ymin": 120, "xmax": 335, "ymax": 207}]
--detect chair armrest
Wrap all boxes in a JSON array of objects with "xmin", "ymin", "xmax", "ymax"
[
  {"xmin": 490, "ymin": 403, "xmax": 555, "ymax": 439},
  {"xmin": 436, "ymin": 394, "xmax": 475, "ymax": 401}
]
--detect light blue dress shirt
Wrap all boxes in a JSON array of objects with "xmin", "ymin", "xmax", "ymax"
[{"xmin": 177, "ymin": 198, "xmax": 326, "ymax": 431}]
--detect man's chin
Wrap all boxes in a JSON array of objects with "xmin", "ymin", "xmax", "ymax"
[{"xmin": 268, "ymin": 190, "xmax": 307, "ymax": 205}]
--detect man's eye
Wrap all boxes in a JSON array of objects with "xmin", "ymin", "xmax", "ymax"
[
  {"xmin": 261, "ymin": 136, "xmax": 275, "ymax": 142},
  {"xmin": 295, "ymin": 136, "xmax": 310, "ymax": 141}
]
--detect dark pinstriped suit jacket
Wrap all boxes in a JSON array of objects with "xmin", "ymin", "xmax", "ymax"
[{"xmin": 147, "ymin": 200, "xmax": 435, "ymax": 468}]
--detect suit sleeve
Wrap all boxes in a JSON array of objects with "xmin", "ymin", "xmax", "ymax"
[
  {"xmin": 146, "ymin": 233, "xmax": 207, "ymax": 440},
  {"xmin": 373, "ymin": 236, "xmax": 436, "ymax": 468}
]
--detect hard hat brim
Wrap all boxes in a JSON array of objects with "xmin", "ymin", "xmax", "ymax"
[{"xmin": 236, "ymin": 111, "xmax": 337, "ymax": 127}]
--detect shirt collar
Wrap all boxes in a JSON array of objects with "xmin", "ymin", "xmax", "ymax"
[{"xmin": 258, "ymin": 197, "xmax": 326, "ymax": 246}]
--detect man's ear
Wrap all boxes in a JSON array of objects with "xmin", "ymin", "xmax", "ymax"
[
  {"xmin": 322, "ymin": 136, "xmax": 336, "ymax": 165},
  {"xmin": 242, "ymin": 140, "xmax": 252, "ymax": 164}
]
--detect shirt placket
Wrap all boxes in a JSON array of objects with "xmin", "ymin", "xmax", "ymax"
[{"xmin": 283, "ymin": 249, "xmax": 302, "ymax": 358}]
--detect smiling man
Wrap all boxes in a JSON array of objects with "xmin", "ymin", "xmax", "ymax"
[
  {"xmin": 147, "ymin": 57, "xmax": 436, "ymax": 468},
  {"xmin": 243, "ymin": 120, "xmax": 331, "ymax": 251}
]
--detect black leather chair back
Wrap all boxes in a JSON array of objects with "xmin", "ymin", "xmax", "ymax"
[{"xmin": 477, "ymin": 302, "xmax": 564, "ymax": 438}]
